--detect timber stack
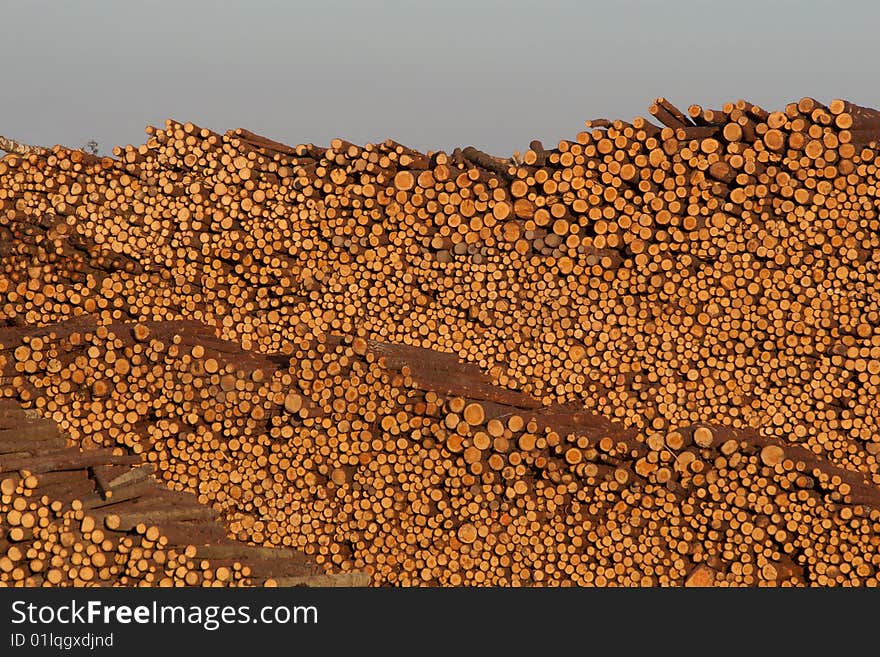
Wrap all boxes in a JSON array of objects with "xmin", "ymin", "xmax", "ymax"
[
  {"xmin": 2, "ymin": 96, "xmax": 880, "ymax": 586},
  {"xmin": 0, "ymin": 399, "xmax": 351, "ymax": 586}
]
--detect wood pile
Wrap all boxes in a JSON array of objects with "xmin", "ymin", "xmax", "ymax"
[
  {"xmin": 3, "ymin": 96, "xmax": 880, "ymax": 585},
  {"xmin": 1, "ymin": 319, "xmax": 879, "ymax": 586},
  {"xmin": 0, "ymin": 399, "xmax": 349, "ymax": 586}
]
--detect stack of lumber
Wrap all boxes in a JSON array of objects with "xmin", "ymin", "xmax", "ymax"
[
  {"xmin": 3, "ymin": 96, "xmax": 880, "ymax": 585},
  {"xmin": 0, "ymin": 383, "xmax": 360, "ymax": 587}
]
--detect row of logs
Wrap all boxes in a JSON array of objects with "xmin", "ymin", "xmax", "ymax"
[
  {"xmin": 3, "ymin": 320, "xmax": 880, "ymax": 586},
  {"xmin": 0, "ymin": 397, "xmax": 353, "ymax": 586},
  {"xmin": 4, "ymin": 96, "xmax": 880, "ymax": 585}
]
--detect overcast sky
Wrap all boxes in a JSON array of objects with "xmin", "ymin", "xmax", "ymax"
[{"xmin": 2, "ymin": 0, "xmax": 878, "ymax": 156}]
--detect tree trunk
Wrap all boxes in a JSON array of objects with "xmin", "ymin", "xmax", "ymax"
[{"xmin": 0, "ymin": 135, "xmax": 45, "ymax": 155}]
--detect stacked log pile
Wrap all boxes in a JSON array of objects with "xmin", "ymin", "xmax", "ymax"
[
  {"xmin": 2, "ymin": 320, "xmax": 879, "ymax": 586},
  {"xmin": 3, "ymin": 96, "xmax": 880, "ymax": 585},
  {"xmin": 0, "ymin": 399, "xmax": 343, "ymax": 586}
]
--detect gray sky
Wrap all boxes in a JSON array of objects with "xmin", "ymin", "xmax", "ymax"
[{"xmin": 2, "ymin": 0, "xmax": 878, "ymax": 157}]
